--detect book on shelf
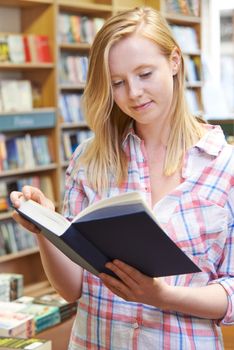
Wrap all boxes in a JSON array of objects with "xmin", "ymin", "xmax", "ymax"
[
  {"xmin": 70, "ymin": 15, "xmax": 81, "ymax": 43},
  {"xmin": 59, "ymin": 93, "xmax": 84, "ymax": 123},
  {"xmin": 170, "ymin": 25, "xmax": 199, "ymax": 52},
  {"xmin": 0, "ymin": 182, "xmax": 8, "ymax": 213},
  {"xmin": 34, "ymin": 292, "xmax": 77, "ymax": 321},
  {"xmin": 0, "ymin": 336, "xmax": 51, "ymax": 350},
  {"xmin": 0, "ymin": 302, "xmax": 60, "ymax": 334},
  {"xmin": 184, "ymin": 55, "xmax": 200, "ymax": 82},
  {"xmin": 7, "ymin": 35, "xmax": 25, "ymax": 64},
  {"xmin": 0, "ymin": 176, "xmax": 54, "ymax": 213},
  {"xmin": 164, "ymin": 0, "xmax": 200, "ymax": 16},
  {"xmin": 34, "ymin": 35, "xmax": 52, "ymax": 63},
  {"xmin": 0, "ymin": 308, "xmax": 34, "ymax": 338},
  {"xmin": 23, "ymin": 36, "xmax": 31, "ymax": 63},
  {"xmin": 2, "ymin": 134, "xmax": 52, "ymax": 170},
  {"xmin": 16, "ymin": 304, "xmax": 60, "ymax": 333},
  {"xmin": 58, "ymin": 13, "xmax": 73, "ymax": 44},
  {"xmin": 186, "ymin": 88, "xmax": 200, "ymax": 113},
  {"xmin": 0, "ymin": 80, "xmax": 33, "ymax": 112},
  {"xmin": 0, "ymin": 135, "xmax": 7, "ymax": 172},
  {"xmin": 58, "ymin": 13, "xmax": 105, "ymax": 44},
  {"xmin": 0, "ymin": 35, "xmax": 9, "ymax": 62},
  {"xmin": 27, "ymin": 35, "xmax": 52, "ymax": 63},
  {"xmin": 62, "ymin": 130, "xmax": 92, "ymax": 161},
  {"xmin": 0, "ymin": 274, "xmax": 23, "ymax": 302},
  {"xmin": 0, "ymin": 219, "xmax": 37, "ymax": 255},
  {"xmin": 15, "ymin": 191, "xmax": 201, "ymax": 278},
  {"xmin": 59, "ymin": 54, "xmax": 88, "ymax": 84}
]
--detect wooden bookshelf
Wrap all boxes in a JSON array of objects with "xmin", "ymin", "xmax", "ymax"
[{"xmin": 0, "ymin": 0, "xmax": 59, "ymax": 299}]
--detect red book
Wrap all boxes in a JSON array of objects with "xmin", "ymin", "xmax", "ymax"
[
  {"xmin": 23, "ymin": 36, "xmax": 31, "ymax": 62},
  {"xmin": 34, "ymin": 35, "xmax": 52, "ymax": 63}
]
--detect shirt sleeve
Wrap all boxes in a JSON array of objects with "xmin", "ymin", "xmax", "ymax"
[
  {"xmin": 62, "ymin": 141, "xmax": 90, "ymax": 221},
  {"xmin": 209, "ymin": 188, "xmax": 234, "ymax": 325}
]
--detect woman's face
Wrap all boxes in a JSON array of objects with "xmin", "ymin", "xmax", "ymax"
[{"xmin": 109, "ymin": 34, "xmax": 180, "ymax": 128}]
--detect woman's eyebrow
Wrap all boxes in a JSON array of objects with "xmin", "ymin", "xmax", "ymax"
[{"xmin": 111, "ymin": 64, "xmax": 153, "ymax": 78}]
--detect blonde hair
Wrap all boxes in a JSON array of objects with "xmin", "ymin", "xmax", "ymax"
[{"xmin": 80, "ymin": 7, "xmax": 204, "ymax": 193}]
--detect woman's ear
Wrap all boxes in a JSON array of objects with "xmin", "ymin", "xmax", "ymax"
[{"xmin": 170, "ymin": 48, "xmax": 181, "ymax": 76}]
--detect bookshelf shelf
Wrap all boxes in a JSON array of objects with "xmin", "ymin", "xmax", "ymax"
[
  {"xmin": 183, "ymin": 49, "xmax": 201, "ymax": 55},
  {"xmin": 0, "ymin": 107, "xmax": 56, "ymax": 116},
  {"xmin": 0, "ymin": 163, "xmax": 58, "ymax": 178},
  {"xmin": 0, "ymin": 247, "xmax": 39, "ymax": 262},
  {"xmin": 58, "ymin": 1, "xmax": 112, "ymax": 14},
  {"xmin": 61, "ymin": 121, "xmax": 88, "ymax": 129},
  {"xmin": 185, "ymin": 81, "xmax": 203, "ymax": 88},
  {"xmin": 163, "ymin": 13, "xmax": 201, "ymax": 24},
  {"xmin": 59, "ymin": 42, "xmax": 90, "ymax": 51},
  {"xmin": 24, "ymin": 280, "xmax": 53, "ymax": 297},
  {"xmin": 0, "ymin": 63, "xmax": 54, "ymax": 70},
  {"xmin": 0, "ymin": 0, "xmax": 53, "ymax": 7},
  {"xmin": 59, "ymin": 83, "xmax": 86, "ymax": 90}
]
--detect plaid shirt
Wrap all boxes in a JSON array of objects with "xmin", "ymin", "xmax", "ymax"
[{"xmin": 64, "ymin": 124, "xmax": 234, "ymax": 350}]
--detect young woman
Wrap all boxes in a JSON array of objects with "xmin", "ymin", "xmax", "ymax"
[{"xmin": 10, "ymin": 7, "xmax": 234, "ymax": 349}]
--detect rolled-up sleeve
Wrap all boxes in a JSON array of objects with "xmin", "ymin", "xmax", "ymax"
[
  {"xmin": 209, "ymin": 189, "xmax": 234, "ymax": 325},
  {"xmin": 62, "ymin": 142, "xmax": 90, "ymax": 220}
]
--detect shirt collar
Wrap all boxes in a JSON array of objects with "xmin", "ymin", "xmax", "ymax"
[
  {"xmin": 194, "ymin": 124, "xmax": 227, "ymax": 156},
  {"xmin": 122, "ymin": 121, "xmax": 141, "ymax": 146},
  {"xmin": 122, "ymin": 122, "xmax": 227, "ymax": 156}
]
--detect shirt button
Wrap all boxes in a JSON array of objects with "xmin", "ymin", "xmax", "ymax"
[{"xmin": 133, "ymin": 322, "xmax": 139, "ymax": 329}]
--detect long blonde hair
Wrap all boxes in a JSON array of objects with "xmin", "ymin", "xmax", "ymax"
[{"xmin": 80, "ymin": 7, "xmax": 204, "ymax": 193}]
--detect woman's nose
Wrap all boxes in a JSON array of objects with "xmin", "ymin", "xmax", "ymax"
[{"xmin": 128, "ymin": 80, "xmax": 143, "ymax": 99}]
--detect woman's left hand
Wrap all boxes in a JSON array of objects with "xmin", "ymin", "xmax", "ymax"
[{"xmin": 99, "ymin": 259, "xmax": 171, "ymax": 309}]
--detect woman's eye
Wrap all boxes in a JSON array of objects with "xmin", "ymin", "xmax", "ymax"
[
  {"xmin": 112, "ymin": 80, "xmax": 124, "ymax": 87},
  {"xmin": 139, "ymin": 71, "xmax": 152, "ymax": 78}
]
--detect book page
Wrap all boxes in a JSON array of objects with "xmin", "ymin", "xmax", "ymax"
[
  {"xmin": 18, "ymin": 200, "xmax": 70, "ymax": 236},
  {"xmin": 72, "ymin": 191, "xmax": 149, "ymax": 222}
]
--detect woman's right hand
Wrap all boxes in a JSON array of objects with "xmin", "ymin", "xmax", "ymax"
[{"xmin": 10, "ymin": 185, "xmax": 55, "ymax": 235}]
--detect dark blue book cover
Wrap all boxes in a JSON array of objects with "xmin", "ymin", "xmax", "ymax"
[{"xmin": 15, "ymin": 193, "xmax": 201, "ymax": 278}]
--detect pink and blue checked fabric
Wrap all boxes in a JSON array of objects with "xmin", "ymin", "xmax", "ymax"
[{"xmin": 63, "ymin": 124, "xmax": 234, "ymax": 349}]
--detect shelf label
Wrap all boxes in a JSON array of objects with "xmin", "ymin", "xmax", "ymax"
[{"xmin": 0, "ymin": 111, "xmax": 56, "ymax": 132}]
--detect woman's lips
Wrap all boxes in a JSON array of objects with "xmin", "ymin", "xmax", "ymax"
[{"xmin": 132, "ymin": 101, "xmax": 152, "ymax": 111}]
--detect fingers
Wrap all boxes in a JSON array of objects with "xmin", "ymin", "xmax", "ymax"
[
  {"xmin": 12, "ymin": 211, "xmax": 41, "ymax": 235},
  {"xmin": 99, "ymin": 260, "xmax": 144, "ymax": 300},
  {"xmin": 100, "ymin": 272, "xmax": 131, "ymax": 301},
  {"xmin": 22, "ymin": 186, "xmax": 44, "ymax": 204},
  {"xmin": 108, "ymin": 260, "xmax": 143, "ymax": 284},
  {"xmin": 10, "ymin": 186, "xmax": 35, "ymax": 208},
  {"xmin": 10, "ymin": 185, "xmax": 55, "ymax": 236},
  {"xmin": 22, "ymin": 186, "xmax": 54, "ymax": 209},
  {"xmin": 10, "ymin": 186, "xmax": 55, "ymax": 210},
  {"xmin": 10, "ymin": 191, "xmax": 25, "ymax": 208}
]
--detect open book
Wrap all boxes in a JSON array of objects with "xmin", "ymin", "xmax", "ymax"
[{"xmin": 15, "ymin": 191, "xmax": 201, "ymax": 278}]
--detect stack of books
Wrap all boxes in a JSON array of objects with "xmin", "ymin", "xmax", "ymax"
[
  {"xmin": 0, "ymin": 274, "xmax": 23, "ymax": 302},
  {"xmin": 34, "ymin": 293, "xmax": 77, "ymax": 322},
  {"xmin": 17, "ymin": 304, "xmax": 61, "ymax": 334},
  {"xmin": 0, "ymin": 306, "xmax": 35, "ymax": 338},
  {"xmin": 0, "ymin": 302, "xmax": 60, "ymax": 334},
  {"xmin": 0, "ymin": 336, "xmax": 51, "ymax": 350}
]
